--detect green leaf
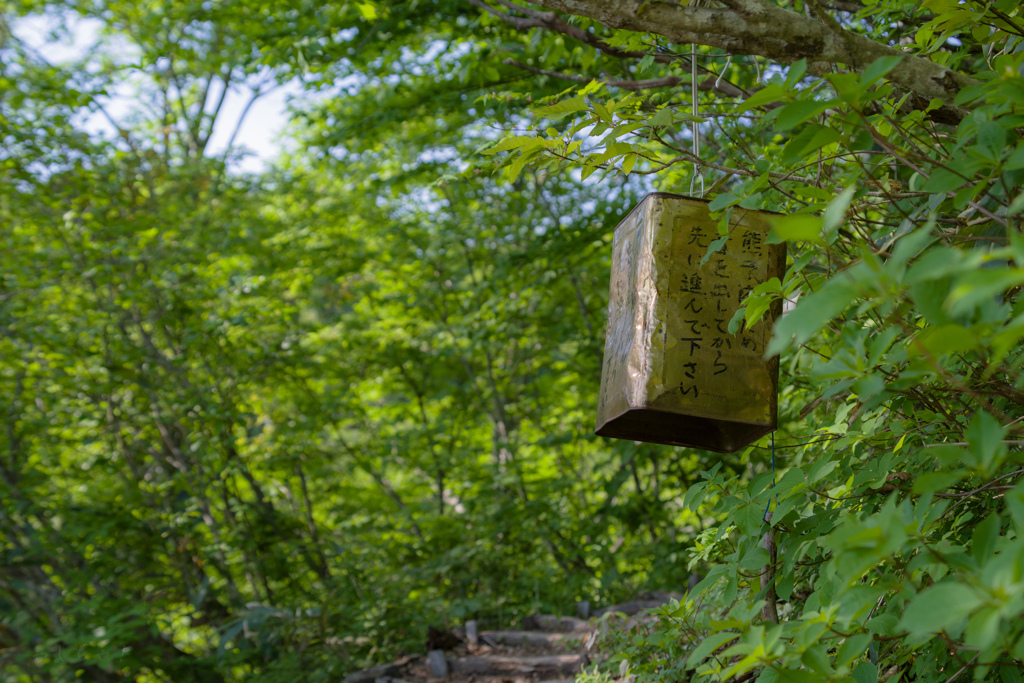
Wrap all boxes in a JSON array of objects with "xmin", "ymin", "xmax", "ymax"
[
  {"xmin": 861, "ymin": 56, "xmax": 904, "ymax": 86},
  {"xmin": 1005, "ymin": 143, "xmax": 1024, "ymax": 171},
  {"xmin": 686, "ymin": 632, "xmax": 739, "ymax": 666},
  {"xmin": 852, "ymin": 661, "xmax": 878, "ymax": 683},
  {"xmin": 977, "ymin": 121, "xmax": 1006, "ymax": 154},
  {"xmin": 729, "ymin": 306, "xmax": 747, "ymax": 334},
  {"xmin": 683, "ymin": 481, "xmax": 710, "ymax": 511},
  {"xmin": 931, "ymin": 444, "xmax": 968, "ymax": 467},
  {"xmin": 482, "ymin": 136, "xmax": 536, "ymax": 154},
  {"xmin": 965, "ymin": 410, "xmax": 1008, "ymax": 474},
  {"xmin": 738, "ymin": 502, "xmax": 767, "ymax": 535},
  {"xmin": 649, "ymin": 108, "xmax": 674, "ymax": 127},
  {"xmin": 356, "ymin": 1, "xmax": 378, "ymax": 19},
  {"xmin": 777, "ymin": 670, "xmax": 826, "ymax": 683},
  {"xmin": 898, "ymin": 582, "xmax": 984, "ymax": 637},
  {"xmin": 767, "ymin": 274, "xmax": 859, "ymax": 356},
  {"xmin": 533, "ymin": 97, "xmax": 589, "ymax": 119},
  {"xmin": 739, "ymin": 546, "xmax": 770, "ymax": 570},
  {"xmin": 911, "ymin": 470, "xmax": 965, "ymax": 495},
  {"xmin": 743, "ymin": 278, "xmax": 782, "ymax": 327},
  {"xmin": 954, "ymin": 80, "xmax": 990, "ymax": 103},
  {"xmin": 739, "ymin": 83, "xmax": 788, "ymax": 111},
  {"xmin": 708, "ymin": 193, "xmax": 738, "ymax": 211},
  {"xmin": 921, "ymin": 167, "xmax": 967, "ymax": 194},
  {"xmin": 600, "ymin": 122, "xmax": 646, "ymax": 145},
  {"xmin": 704, "ymin": 235, "xmax": 729, "ymax": 261},
  {"xmin": 836, "ymin": 633, "xmax": 872, "ymax": 668},
  {"xmin": 947, "ymin": 268, "xmax": 1024, "ymax": 317},
  {"xmin": 971, "ymin": 512, "xmax": 1000, "ymax": 562},
  {"xmin": 767, "ymin": 214, "xmax": 822, "ymax": 244},
  {"xmin": 867, "ymin": 614, "xmax": 899, "ymax": 636},
  {"xmin": 592, "ymin": 101, "xmax": 612, "ymax": 123},
  {"xmin": 821, "ymin": 185, "xmax": 857, "ymax": 242},
  {"xmin": 505, "ymin": 149, "xmax": 536, "ymax": 182},
  {"xmin": 910, "ymin": 323, "xmax": 976, "ymax": 357},
  {"xmin": 965, "ymin": 605, "xmax": 1002, "ymax": 650},
  {"xmin": 771, "ymin": 493, "xmax": 802, "ymax": 526},
  {"xmin": 774, "ymin": 467, "xmax": 805, "ymax": 494},
  {"xmin": 774, "ymin": 100, "xmax": 833, "ymax": 132},
  {"xmin": 785, "ymin": 59, "xmax": 808, "ymax": 87},
  {"xmin": 782, "ymin": 124, "xmax": 842, "ymax": 165},
  {"xmin": 808, "ymin": 457, "xmax": 838, "ymax": 484},
  {"xmin": 689, "ymin": 565, "xmax": 730, "ymax": 598},
  {"xmin": 1010, "ymin": 192, "xmax": 1024, "ymax": 216},
  {"xmin": 801, "ymin": 645, "xmax": 833, "ymax": 676}
]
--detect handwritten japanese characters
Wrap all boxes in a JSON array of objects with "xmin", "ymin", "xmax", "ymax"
[
  {"xmin": 668, "ymin": 214, "xmax": 770, "ymax": 408},
  {"xmin": 596, "ymin": 193, "xmax": 786, "ymax": 453}
]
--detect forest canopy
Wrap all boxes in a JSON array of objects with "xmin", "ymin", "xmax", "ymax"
[{"xmin": 1, "ymin": 0, "xmax": 1024, "ymax": 681}]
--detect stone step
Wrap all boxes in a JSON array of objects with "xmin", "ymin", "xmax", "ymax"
[
  {"xmin": 592, "ymin": 599, "xmax": 674, "ymax": 617},
  {"xmin": 478, "ymin": 630, "xmax": 585, "ymax": 647},
  {"xmin": 449, "ymin": 653, "xmax": 589, "ymax": 677},
  {"xmin": 521, "ymin": 615, "xmax": 592, "ymax": 633}
]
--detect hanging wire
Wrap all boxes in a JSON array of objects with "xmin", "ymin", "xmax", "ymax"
[
  {"xmin": 763, "ymin": 431, "xmax": 776, "ymax": 522},
  {"xmin": 689, "ymin": 0, "xmax": 704, "ymax": 198}
]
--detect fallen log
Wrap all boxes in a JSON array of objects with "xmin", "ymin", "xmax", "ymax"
[
  {"xmin": 450, "ymin": 654, "xmax": 588, "ymax": 676},
  {"xmin": 479, "ymin": 630, "xmax": 583, "ymax": 647},
  {"xmin": 521, "ymin": 615, "xmax": 591, "ymax": 633}
]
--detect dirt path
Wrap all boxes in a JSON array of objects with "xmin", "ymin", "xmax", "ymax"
[{"xmin": 344, "ymin": 594, "xmax": 683, "ymax": 683}]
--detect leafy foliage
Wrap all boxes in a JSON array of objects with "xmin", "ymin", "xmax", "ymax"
[
  {"xmin": 0, "ymin": 3, "xmax": 719, "ymax": 680},
  {"xmin": 483, "ymin": 2, "xmax": 1024, "ymax": 683},
  {"xmin": 2, "ymin": 0, "xmax": 1024, "ymax": 680}
]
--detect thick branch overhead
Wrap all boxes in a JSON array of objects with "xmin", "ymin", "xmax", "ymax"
[{"xmin": 527, "ymin": 0, "xmax": 977, "ymax": 115}]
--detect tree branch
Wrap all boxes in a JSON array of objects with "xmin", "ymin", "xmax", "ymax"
[
  {"xmin": 201, "ymin": 68, "xmax": 234, "ymax": 154},
  {"xmin": 471, "ymin": 0, "xmax": 753, "ymax": 97},
  {"xmin": 526, "ymin": 0, "xmax": 977, "ymax": 119}
]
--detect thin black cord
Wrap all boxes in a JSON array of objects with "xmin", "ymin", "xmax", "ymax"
[{"xmin": 763, "ymin": 431, "xmax": 776, "ymax": 522}]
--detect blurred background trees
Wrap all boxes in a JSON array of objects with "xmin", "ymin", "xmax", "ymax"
[{"xmin": 0, "ymin": 2, "xmax": 721, "ymax": 679}]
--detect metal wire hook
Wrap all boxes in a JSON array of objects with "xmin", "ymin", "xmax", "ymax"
[
  {"xmin": 715, "ymin": 54, "xmax": 732, "ymax": 89},
  {"xmin": 690, "ymin": 171, "xmax": 705, "ymax": 198}
]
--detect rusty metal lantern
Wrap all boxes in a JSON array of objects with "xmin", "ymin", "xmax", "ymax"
[{"xmin": 595, "ymin": 193, "xmax": 786, "ymax": 453}]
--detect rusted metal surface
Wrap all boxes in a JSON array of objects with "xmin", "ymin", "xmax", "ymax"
[{"xmin": 595, "ymin": 193, "xmax": 786, "ymax": 453}]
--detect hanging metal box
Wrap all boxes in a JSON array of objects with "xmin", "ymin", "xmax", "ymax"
[{"xmin": 596, "ymin": 193, "xmax": 786, "ymax": 453}]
